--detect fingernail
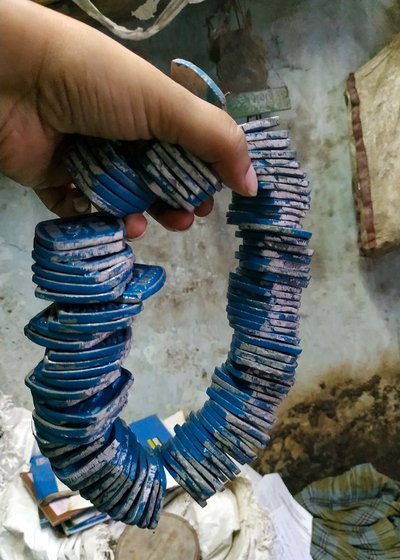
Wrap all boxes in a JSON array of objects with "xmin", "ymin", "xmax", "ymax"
[
  {"xmin": 244, "ymin": 165, "xmax": 258, "ymax": 196},
  {"xmin": 72, "ymin": 195, "xmax": 91, "ymax": 214},
  {"xmin": 127, "ymin": 230, "xmax": 146, "ymax": 241}
]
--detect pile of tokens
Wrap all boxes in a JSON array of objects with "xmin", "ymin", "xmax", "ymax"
[
  {"xmin": 25, "ymin": 215, "xmax": 168, "ymax": 528},
  {"xmin": 24, "ymin": 61, "xmax": 312, "ymax": 527}
]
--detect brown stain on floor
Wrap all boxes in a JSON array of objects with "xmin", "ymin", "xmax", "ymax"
[{"xmin": 254, "ymin": 358, "xmax": 400, "ymax": 495}]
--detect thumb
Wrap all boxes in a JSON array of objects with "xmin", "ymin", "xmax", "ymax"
[{"xmin": 36, "ymin": 5, "xmax": 256, "ymax": 196}]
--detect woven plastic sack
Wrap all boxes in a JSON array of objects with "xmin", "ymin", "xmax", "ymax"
[{"xmin": 347, "ymin": 34, "xmax": 400, "ymax": 255}]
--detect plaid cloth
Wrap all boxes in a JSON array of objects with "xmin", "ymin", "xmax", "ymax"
[{"xmin": 295, "ymin": 464, "xmax": 400, "ymax": 560}]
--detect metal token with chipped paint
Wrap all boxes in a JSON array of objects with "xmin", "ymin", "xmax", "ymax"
[
  {"xmin": 198, "ymin": 406, "xmax": 254, "ymax": 464},
  {"xmin": 33, "ymin": 266, "xmax": 132, "ymax": 295},
  {"xmin": 32, "ymin": 246, "xmax": 134, "ymax": 275},
  {"xmin": 171, "ymin": 58, "xmax": 226, "ymax": 110},
  {"xmin": 33, "ymin": 238, "xmax": 127, "ymax": 263},
  {"xmin": 118, "ymin": 264, "xmax": 166, "ymax": 303},
  {"xmin": 35, "ymin": 214, "xmax": 125, "ymax": 251},
  {"xmin": 159, "ymin": 142, "xmax": 218, "ymax": 197},
  {"xmin": 75, "ymin": 140, "xmax": 149, "ymax": 215},
  {"xmin": 55, "ymin": 301, "xmax": 142, "ymax": 325}
]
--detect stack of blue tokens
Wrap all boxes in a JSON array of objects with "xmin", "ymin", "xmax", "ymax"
[
  {"xmin": 64, "ymin": 136, "xmax": 222, "ymax": 217},
  {"xmin": 25, "ymin": 213, "xmax": 167, "ymax": 529},
  {"xmin": 24, "ymin": 59, "xmax": 312, "ymax": 525},
  {"xmin": 159, "ymin": 117, "xmax": 313, "ymax": 505}
]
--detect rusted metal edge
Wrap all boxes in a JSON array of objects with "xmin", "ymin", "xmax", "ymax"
[{"xmin": 346, "ymin": 72, "xmax": 377, "ymax": 254}]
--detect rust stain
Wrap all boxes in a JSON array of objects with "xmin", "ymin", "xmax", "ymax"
[{"xmin": 254, "ymin": 358, "xmax": 400, "ymax": 495}]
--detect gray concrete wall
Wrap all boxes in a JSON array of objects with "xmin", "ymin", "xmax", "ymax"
[{"xmin": 1, "ymin": 0, "xmax": 400, "ymax": 485}]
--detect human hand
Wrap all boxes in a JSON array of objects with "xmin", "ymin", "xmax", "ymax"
[{"xmin": 0, "ymin": 0, "xmax": 257, "ymax": 239}]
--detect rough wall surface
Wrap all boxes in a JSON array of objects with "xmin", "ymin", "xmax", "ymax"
[{"xmin": 1, "ymin": 0, "xmax": 400, "ymax": 485}]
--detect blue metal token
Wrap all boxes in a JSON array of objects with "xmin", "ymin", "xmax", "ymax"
[
  {"xmin": 231, "ymin": 334, "xmax": 298, "ymax": 364},
  {"xmin": 140, "ymin": 152, "xmax": 196, "ymax": 212},
  {"xmin": 64, "ymin": 151, "xmax": 125, "ymax": 217},
  {"xmin": 161, "ymin": 443, "xmax": 209, "ymax": 506},
  {"xmin": 45, "ymin": 428, "xmax": 113, "ymax": 468},
  {"xmin": 44, "ymin": 327, "xmax": 132, "ymax": 363},
  {"xmin": 202, "ymin": 400, "xmax": 260, "ymax": 456},
  {"xmin": 237, "ymin": 245, "xmax": 312, "ymax": 265},
  {"xmin": 75, "ymin": 139, "xmax": 150, "ymax": 214},
  {"xmin": 233, "ymin": 323, "xmax": 300, "ymax": 346},
  {"xmin": 173, "ymin": 430, "xmax": 224, "ymax": 492},
  {"xmin": 187, "ymin": 412, "xmax": 239, "ymax": 477},
  {"xmin": 160, "ymin": 142, "xmax": 218, "ymax": 197},
  {"xmin": 26, "ymin": 367, "xmax": 120, "ymax": 405},
  {"xmin": 148, "ymin": 451, "xmax": 166, "ymax": 529},
  {"xmin": 257, "ymin": 174, "xmax": 309, "ymax": 188},
  {"xmin": 131, "ymin": 452, "xmax": 162, "ymax": 527},
  {"xmin": 228, "ymin": 289, "xmax": 300, "ymax": 315},
  {"xmin": 173, "ymin": 424, "xmax": 224, "ymax": 484},
  {"xmin": 229, "ymin": 348, "xmax": 297, "ymax": 378},
  {"xmin": 33, "ymin": 238, "xmax": 127, "ymax": 264},
  {"xmin": 33, "ymin": 266, "xmax": 132, "ymax": 295},
  {"xmin": 86, "ymin": 433, "xmax": 137, "ymax": 510},
  {"xmin": 33, "ymin": 401, "xmax": 123, "ymax": 447},
  {"xmin": 225, "ymin": 357, "xmax": 294, "ymax": 390},
  {"xmin": 55, "ymin": 300, "xmax": 142, "ymax": 326},
  {"xmin": 236, "ymin": 269, "xmax": 303, "ymax": 295},
  {"xmin": 126, "ymin": 451, "xmax": 160, "ymax": 524},
  {"xmin": 249, "ymin": 149, "xmax": 297, "ymax": 160},
  {"xmin": 107, "ymin": 433, "xmax": 141, "ymax": 520},
  {"xmin": 137, "ymin": 454, "xmax": 162, "ymax": 528},
  {"xmin": 25, "ymin": 310, "xmax": 112, "ymax": 350},
  {"xmin": 90, "ymin": 138, "xmax": 156, "ymax": 205},
  {"xmin": 198, "ymin": 407, "xmax": 254, "ymax": 464},
  {"xmin": 236, "ymin": 255, "xmax": 310, "ymax": 276},
  {"xmin": 207, "ymin": 384, "xmax": 275, "ymax": 427},
  {"xmin": 229, "ymin": 214, "xmax": 300, "ymax": 228},
  {"xmin": 228, "ymin": 314, "xmax": 299, "ymax": 338},
  {"xmin": 117, "ymin": 264, "xmax": 166, "ymax": 303},
  {"xmin": 233, "ymin": 330, "xmax": 301, "ymax": 356},
  {"xmin": 119, "ymin": 444, "xmax": 149, "ymax": 523},
  {"xmin": 34, "ymin": 214, "xmax": 124, "ymax": 251},
  {"xmin": 238, "ymin": 223, "xmax": 312, "ymax": 240},
  {"xmin": 34, "ymin": 369, "xmax": 132, "ymax": 425},
  {"xmin": 40, "ymin": 358, "xmax": 121, "ymax": 385},
  {"xmin": 207, "ymin": 398, "xmax": 267, "ymax": 449},
  {"xmin": 35, "ymin": 279, "xmax": 128, "ymax": 304},
  {"xmin": 240, "ymin": 117, "xmax": 280, "ymax": 133},
  {"xmin": 74, "ymin": 147, "xmax": 142, "ymax": 217},
  {"xmin": 132, "ymin": 162, "xmax": 180, "ymax": 209},
  {"xmin": 171, "ymin": 58, "xmax": 226, "ymax": 110},
  {"xmin": 32, "ymin": 245, "xmax": 134, "ymax": 274},
  {"xmin": 237, "ymin": 264, "xmax": 310, "ymax": 289},
  {"xmin": 32, "ymin": 259, "xmax": 132, "ymax": 287},
  {"xmin": 54, "ymin": 418, "xmax": 129, "ymax": 489},
  {"xmin": 245, "ymin": 130, "xmax": 289, "ymax": 142},
  {"xmin": 152, "ymin": 144, "xmax": 210, "ymax": 204},
  {"xmin": 230, "ymin": 339, "xmax": 297, "ymax": 372},
  {"xmin": 48, "ymin": 312, "xmax": 135, "ymax": 335},
  {"xmin": 247, "ymin": 138, "xmax": 291, "ymax": 151},
  {"xmin": 178, "ymin": 148, "xmax": 222, "ymax": 192},
  {"xmin": 227, "ymin": 304, "xmax": 299, "ymax": 331},
  {"xmin": 35, "ymin": 365, "xmax": 121, "ymax": 390},
  {"xmin": 181, "ymin": 420, "xmax": 232, "ymax": 482},
  {"xmin": 213, "ymin": 367, "xmax": 278, "ymax": 414}
]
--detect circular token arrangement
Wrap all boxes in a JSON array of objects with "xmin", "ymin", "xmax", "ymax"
[{"xmin": 24, "ymin": 61, "xmax": 312, "ymax": 528}]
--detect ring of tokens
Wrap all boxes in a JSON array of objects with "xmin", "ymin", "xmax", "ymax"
[{"xmin": 24, "ymin": 61, "xmax": 312, "ymax": 528}]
